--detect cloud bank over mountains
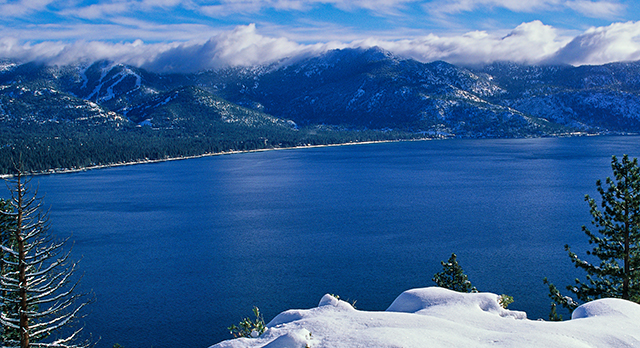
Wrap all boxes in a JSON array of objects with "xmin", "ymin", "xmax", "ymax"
[
  {"xmin": 1, "ymin": 0, "xmax": 639, "ymax": 71},
  {"xmin": 2, "ymin": 20, "xmax": 640, "ymax": 72}
]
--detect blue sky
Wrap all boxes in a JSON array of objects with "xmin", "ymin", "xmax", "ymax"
[{"xmin": 1, "ymin": 0, "xmax": 640, "ymax": 71}]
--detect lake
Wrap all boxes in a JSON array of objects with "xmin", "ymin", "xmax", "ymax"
[{"xmin": 6, "ymin": 136, "xmax": 640, "ymax": 348}]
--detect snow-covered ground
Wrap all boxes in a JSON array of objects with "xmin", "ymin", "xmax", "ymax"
[{"xmin": 211, "ymin": 287, "xmax": 640, "ymax": 348}]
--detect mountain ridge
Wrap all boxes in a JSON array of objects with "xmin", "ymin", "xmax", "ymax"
[{"xmin": 2, "ymin": 47, "xmax": 640, "ymax": 173}]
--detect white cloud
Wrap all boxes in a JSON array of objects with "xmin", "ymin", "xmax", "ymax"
[
  {"xmin": 427, "ymin": 0, "xmax": 625, "ymax": 19},
  {"xmin": 565, "ymin": 0, "xmax": 623, "ymax": 19},
  {"xmin": 197, "ymin": 0, "xmax": 421, "ymax": 17},
  {"xmin": 0, "ymin": 23, "xmax": 340, "ymax": 72},
  {"xmin": 1, "ymin": 21, "xmax": 640, "ymax": 72},
  {"xmin": 0, "ymin": 0, "xmax": 55, "ymax": 17},
  {"xmin": 329, "ymin": 0, "xmax": 421, "ymax": 14},
  {"xmin": 0, "ymin": 37, "xmax": 178, "ymax": 67},
  {"xmin": 62, "ymin": 0, "xmax": 196, "ymax": 19},
  {"xmin": 0, "ymin": 21, "xmax": 220, "ymax": 43},
  {"xmin": 141, "ymin": 0, "xmax": 184, "ymax": 6},
  {"xmin": 548, "ymin": 21, "xmax": 640, "ymax": 65},
  {"xmin": 428, "ymin": 0, "xmax": 555, "ymax": 14},
  {"xmin": 356, "ymin": 20, "xmax": 569, "ymax": 65},
  {"xmin": 200, "ymin": 3, "xmax": 265, "ymax": 17},
  {"xmin": 70, "ymin": 2, "xmax": 131, "ymax": 19},
  {"xmin": 142, "ymin": 23, "xmax": 344, "ymax": 72}
]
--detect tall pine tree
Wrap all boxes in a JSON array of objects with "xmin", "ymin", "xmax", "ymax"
[
  {"xmin": 546, "ymin": 154, "xmax": 640, "ymax": 312},
  {"xmin": 0, "ymin": 173, "xmax": 92, "ymax": 348},
  {"xmin": 0, "ymin": 197, "xmax": 20, "ymax": 342}
]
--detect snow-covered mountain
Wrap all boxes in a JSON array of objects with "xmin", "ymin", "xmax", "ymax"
[
  {"xmin": 192, "ymin": 47, "xmax": 640, "ymax": 136},
  {"xmin": 4, "ymin": 47, "xmax": 640, "ymax": 137},
  {"xmin": 478, "ymin": 62, "xmax": 640, "ymax": 131},
  {"xmin": 4, "ymin": 47, "xmax": 640, "ymax": 173},
  {"xmin": 197, "ymin": 47, "xmax": 556, "ymax": 137}
]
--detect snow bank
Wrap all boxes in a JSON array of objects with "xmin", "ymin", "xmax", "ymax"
[
  {"xmin": 386, "ymin": 287, "xmax": 526, "ymax": 319},
  {"xmin": 210, "ymin": 287, "xmax": 640, "ymax": 348}
]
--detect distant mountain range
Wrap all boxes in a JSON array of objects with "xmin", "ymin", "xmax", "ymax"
[{"xmin": 2, "ymin": 47, "xmax": 640, "ymax": 173}]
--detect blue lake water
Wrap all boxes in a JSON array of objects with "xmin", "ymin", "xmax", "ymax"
[{"xmin": 6, "ymin": 136, "xmax": 640, "ymax": 348}]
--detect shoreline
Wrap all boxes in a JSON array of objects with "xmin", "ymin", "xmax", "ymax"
[
  {"xmin": 0, "ymin": 138, "xmax": 424, "ymax": 179},
  {"xmin": 2, "ymin": 131, "xmax": 625, "ymax": 179}
]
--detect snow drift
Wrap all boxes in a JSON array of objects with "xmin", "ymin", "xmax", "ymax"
[{"xmin": 211, "ymin": 287, "xmax": 640, "ymax": 348}]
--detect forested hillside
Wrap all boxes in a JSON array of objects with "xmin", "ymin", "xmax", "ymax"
[{"xmin": 3, "ymin": 47, "xmax": 640, "ymax": 174}]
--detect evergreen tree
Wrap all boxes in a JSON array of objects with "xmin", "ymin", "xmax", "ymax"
[
  {"xmin": 0, "ymin": 173, "xmax": 92, "ymax": 348},
  {"xmin": 0, "ymin": 197, "xmax": 28, "ymax": 343},
  {"xmin": 546, "ymin": 154, "xmax": 640, "ymax": 312},
  {"xmin": 432, "ymin": 253, "xmax": 478, "ymax": 293},
  {"xmin": 0, "ymin": 197, "xmax": 19, "ymax": 341},
  {"xmin": 548, "ymin": 303, "xmax": 562, "ymax": 321}
]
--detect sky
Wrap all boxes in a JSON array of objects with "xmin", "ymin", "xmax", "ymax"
[{"xmin": 1, "ymin": 0, "xmax": 640, "ymax": 72}]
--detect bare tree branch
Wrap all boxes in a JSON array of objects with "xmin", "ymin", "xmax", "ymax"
[{"xmin": 1, "ymin": 172, "xmax": 93, "ymax": 347}]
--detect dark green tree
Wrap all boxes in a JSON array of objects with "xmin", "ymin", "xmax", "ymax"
[
  {"xmin": 548, "ymin": 303, "xmax": 562, "ymax": 321},
  {"xmin": 546, "ymin": 154, "xmax": 640, "ymax": 313},
  {"xmin": 0, "ymin": 173, "xmax": 92, "ymax": 348},
  {"xmin": 0, "ymin": 197, "xmax": 21, "ymax": 341},
  {"xmin": 432, "ymin": 253, "xmax": 477, "ymax": 293}
]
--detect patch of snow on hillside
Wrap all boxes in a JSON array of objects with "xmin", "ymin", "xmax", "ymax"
[
  {"xmin": 210, "ymin": 287, "xmax": 640, "ymax": 348},
  {"xmin": 347, "ymin": 85, "xmax": 366, "ymax": 108},
  {"xmin": 0, "ymin": 62, "xmax": 16, "ymax": 72},
  {"xmin": 159, "ymin": 94, "xmax": 175, "ymax": 106},
  {"xmin": 101, "ymin": 70, "xmax": 138, "ymax": 102},
  {"xmin": 79, "ymin": 65, "xmax": 90, "ymax": 90},
  {"xmin": 138, "ymin": 119, "xmax": 153, "ymax": 127},
  {"xmin": 86, "ymin": 65, "xmax": 111, "ymax": 100},
  {"xmin": 129, "ymin": 68, "xmax": 142, "ymax": 89}
]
